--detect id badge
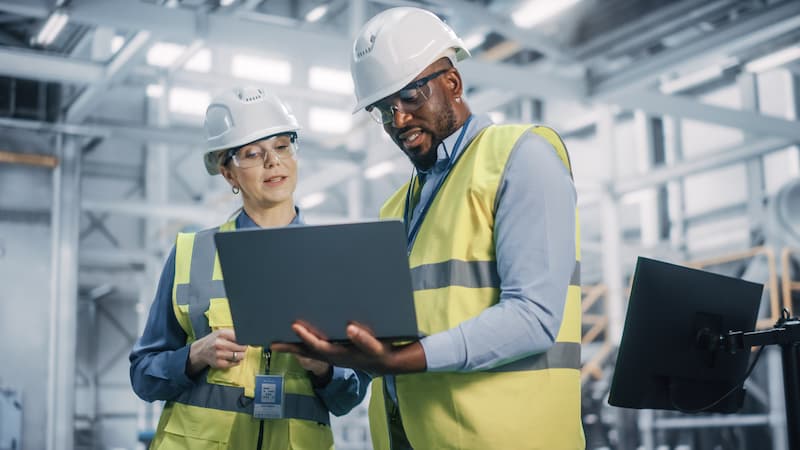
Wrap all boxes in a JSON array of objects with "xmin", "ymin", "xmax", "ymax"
[{"xmin": 254, "ymin": 375, "xmax": 284, "ymax": 419}]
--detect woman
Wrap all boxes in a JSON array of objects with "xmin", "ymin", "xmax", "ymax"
[{"xmin": 130, "ymin": 86, "xmax": 369, "ymax": 449}]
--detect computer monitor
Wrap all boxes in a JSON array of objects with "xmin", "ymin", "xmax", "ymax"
[{"xmin": 608, "ymin": 257, "xmax": 763, "ymax": 413}]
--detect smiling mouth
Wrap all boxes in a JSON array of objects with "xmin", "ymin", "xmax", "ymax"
[
  {"xmin": 264, "ymin": 176, "xmax": 287, "ymax": 184},
  {"xmin": 399, "ymin": 130, "xmax": 424, "ymax": 149}
]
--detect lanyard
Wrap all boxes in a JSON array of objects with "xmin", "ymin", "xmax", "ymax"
[{"xmin": 403, "ymin": 115, "xmax": 474, "ymax": 253}]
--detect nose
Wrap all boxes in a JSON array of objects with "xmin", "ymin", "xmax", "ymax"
[
  {"xmin": 390, "ymin": 106, "xmax": 413, "ymax": 129},
  {"xmin": 263, "ymin": 148, "xmax": 282, "ymax": 168}
]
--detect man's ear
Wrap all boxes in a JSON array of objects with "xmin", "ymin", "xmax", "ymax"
[{"xmin": 444, "ymin": 68, "xmax": 464, "ymax": 99}]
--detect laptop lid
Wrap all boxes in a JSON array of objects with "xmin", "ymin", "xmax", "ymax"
[{"xmin": 214, "ymin": 219, "xmax": 420, "ymax": 346}]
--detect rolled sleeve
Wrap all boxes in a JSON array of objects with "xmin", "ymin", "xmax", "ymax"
[{"xmin": 314, "ymin": 366, "xmax": 372, "ymax": 416}]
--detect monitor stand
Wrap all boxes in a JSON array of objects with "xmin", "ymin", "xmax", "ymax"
[{"xmin": 715, "ymin": 311, "xmax": 800, "ymax": 449}]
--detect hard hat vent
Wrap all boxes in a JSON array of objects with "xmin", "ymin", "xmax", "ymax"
[
  {"xmin": 237, "ymin": 87, "xmax": 265, "ymax": 103},
  {"xmin": 355, "ymin": 34, "xmax": 376, "ymax": 60}
]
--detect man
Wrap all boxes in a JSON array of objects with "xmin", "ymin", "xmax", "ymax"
[{"xmin": 273, "ymin": 7, "xmax": 584, "ymax": 450}]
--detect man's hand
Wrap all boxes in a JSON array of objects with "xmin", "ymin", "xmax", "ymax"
[
  {"xmin": 271, "ymin": 322, "xmax": 426, "ymax": 376},
  {"xmin": 295, "ymin": 355, "xmax": 331, "ymax": 378},
  {"xmin": 187, "ymin": 328, "xmax": 248, "ymax": 376}
]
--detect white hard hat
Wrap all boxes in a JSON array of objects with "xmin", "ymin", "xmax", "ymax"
[
  {"xmin": 203, "ymin": 86, "xmax": 300, "ymax": 175},
  {"xmin": 350, "ymin": 7, "xmax": 470, "ymax": 113}
]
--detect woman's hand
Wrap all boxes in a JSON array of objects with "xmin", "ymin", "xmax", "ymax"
[{"xmin": 187, "ymin": 328, "xmax": 248, "ymax": 376}]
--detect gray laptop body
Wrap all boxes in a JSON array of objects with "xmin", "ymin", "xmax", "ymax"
[{"xmin": 214, "ymin": 220, "xmax": 420, "ymax": 346}]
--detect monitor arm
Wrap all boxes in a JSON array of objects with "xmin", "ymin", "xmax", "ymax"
[
  {"xmin": 712, "ymin": 311, "xmax": 800, "ymax": 449},
  {"xmin": 723, "ymin": 315, "xmax": 800, "ymax": 352}
]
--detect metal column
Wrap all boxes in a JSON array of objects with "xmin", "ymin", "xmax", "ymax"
[
  {"xmin": 47, "ymin": 134, "xmax": 81, "ymax": 450},
  {"xmin": 598, "ymin": 107, "xmax": 625, "ymax": 344},
  {"xmin": 632, "ymin": 110, "xmax": 662, "ymax": 248},
  {"xmin": 738, "ymin": 72, "xmax": 767, "ymax": 243},
  {"xmin": 768, "ymin": 346, "xmax": 789, "ymax": 450},
  {"xmin": 663, "ymin": 116, "xmax": 687, "ymax": 255}
]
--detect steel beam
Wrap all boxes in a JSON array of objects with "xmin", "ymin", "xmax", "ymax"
[
  {"xmin": 0, "ymin": 47, "xmax": 104, "ymax": 84},
  {"xmin": 428, "ymin": 0, "xmax": 576, "ymax": 62},
  {"xmin": 0, "ymin": 117, "xmax": 362, "ymax": 161},
  {"xmin": 81, "ymin": 199, "xmax": 228, "ymax": 226},
  {"xmin": 66, "ymin": 31, "xmax": 153, "ymax": 123},
  {"xmin": 592, "ymin": 0, "xmax": 800, "ymax": 97},
  {"xmin": 460, "ymin": 59, "xmax": 585, "ymax": 101},
  {"xmin": 615, "ymin": 137, "xmax": 796, "ymax": 195},
  {"xmin": 0, "ymin": 0, "xmax": 587, "ymax": 103},
  {"xmin": 68, "ymin": 0, "xmax": 349, "ymax": 66},
  {"xmin": 131, "ymin": 67, "xmax": 353, "ymax": 108},
  {"xmin": 0, "ymin": 0, "xmax": 48, "ymax": 18},
  {"xmin": 607, "ymin": 90, "xmax": 800, "ymax": 141}
]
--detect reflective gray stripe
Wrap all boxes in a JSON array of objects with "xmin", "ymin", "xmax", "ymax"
[
  {"xmin": 174, "ymin": 228, "xmax": 225, "ymax": 338},
  {"xmin": 570, "ymin": 261, "xmax": 581, "ymax": 287},
  {"xmin": 410, "ymin": 259, "xmax": 581, "ymax": 291},
  {"xmin": 411, "ymin": 259, "xmax": 499, "ymax": 291},
  {"xmin": 174, "ymin": 378, "xmax": 331, "ymax": 425},
  {"xmin": 488, "ymin": 341, "xmax": 580, "ymax": 372}
]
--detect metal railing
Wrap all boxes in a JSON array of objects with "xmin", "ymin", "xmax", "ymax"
[
  {"xmin": 580, "ymin": 284, "xmax": 613, "ymax": 385},
  {"xmin": 780, "ymin": 247, "xmax": 799, "ymax": 316}
]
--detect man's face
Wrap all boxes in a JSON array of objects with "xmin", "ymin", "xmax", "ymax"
[{"xmin": 371, "ymin": 65, "xmax": 458, "ymax": 170}]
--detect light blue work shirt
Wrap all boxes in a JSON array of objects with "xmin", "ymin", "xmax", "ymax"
[
  {"xmin": 386, "ymin": 113, "xmax": 577, "ymax": 402},
  {"xmin": 129, "ymin": 208, "xmax": 371, "ymax": 416}
]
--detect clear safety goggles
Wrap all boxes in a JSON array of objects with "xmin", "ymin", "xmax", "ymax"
[
  {"xmin": 225, "ymin": 133, "xmax": 298, "ymax": 169},
  {"xmin": 366, "ymin": 69, "xmax": 448, "ymax": 124}
]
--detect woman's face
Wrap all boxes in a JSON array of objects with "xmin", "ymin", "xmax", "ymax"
[{"xmin": 220, "ymin": 134, "xmax": 298, "ymax": 210}]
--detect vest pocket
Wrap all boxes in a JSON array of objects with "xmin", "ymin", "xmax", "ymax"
[
  {"xmin": 288, "ymin": 419, "xmax": 334, "ymax": 450},
  {"xmin": 205, "ymin": 299, "xmax": 256, "ymax": 395},
  {"xmin": 158, "ymin": 403, "xmax": 235, "ymax": 449}
]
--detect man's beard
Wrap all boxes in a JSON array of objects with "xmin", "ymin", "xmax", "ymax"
[{"xmin": 411, "ymin": 103, "xmax": 457, "ymax": 171}]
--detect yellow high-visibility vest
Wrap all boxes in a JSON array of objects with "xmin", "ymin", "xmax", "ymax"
[
  {"xmin": 369, "ymin": 124, "xmax": 585, "ymax": 450},
  {"xmin": 150, "ymin": 218, "xmax": 334, "ymax": 450}
]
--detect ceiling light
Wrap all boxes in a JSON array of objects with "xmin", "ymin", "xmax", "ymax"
[
  {"xmin": 184, "ymin": 48, "xmax": 212, "ymax": 73},
  {"xmin": 110, "ymin": 35, "xmax": 125, "ymax": 54},
  {"xmin": 309, "ymin": 66, "xmax": 353, "ymax": 94},
  {"xmin": 146, "ymin": 84, "xmax": 164, "ymax": 98},
  {"xmin": 220, "ymin": 0, "xmax": 236, "ymax": 6},
  {"xmin": 365, "ymin": 161, "xmax": 397, "ymax": 180},
  {"xmin": 462, "ymin": 32, "xmax": 487, "ymax": 50},
  {"xmin": 488, "ymin": 111, "xmax": 506, "ymax": 123},
  {"xmin": 299, "ymin": 192, "xmax": 326, "ymax": 209},
  {"xmin": 231, "ymin": 54, "xmax": 292, "ymax": 84},
  {"xmin": 168, "ymin": 87, "xmax": 210, "ymax": 116},
  {"xmin": 309, "ymin": 107, "xmax": 352, "ymax": 134},
  {"xmin": 33, "ymin": 10, "xmax": 69, "ymax": 46},
  {"xmin": 305, "ymin": 4, "xmax": 329, "ymax": 23},
  {"xmin": 147, "ymin": 42, "xmax": 187, "ymax": 67},
  {"xmin": 745, "ymin": 46, "xmax": 800, "ymax": 73},
  {"xmin": 511, "ymin": 0, "xmax": 581, "ymax": 28}
]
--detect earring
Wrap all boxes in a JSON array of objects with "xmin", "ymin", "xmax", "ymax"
[
  {"xmin": 454, "ymin": 97, "xmax": 461, "ymax": 103},
  {"xmin": 232, "ymin": 186, "xmax": 240, "ymax": 194}
]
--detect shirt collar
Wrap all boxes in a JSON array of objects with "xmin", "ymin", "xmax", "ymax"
[
  {"xmin": 418, "ymin": 113, "xmax": 494, "ymax": 176},
  {"xmin": 236, "ymin": 206, "xmax": 304, "ymax": 229}
]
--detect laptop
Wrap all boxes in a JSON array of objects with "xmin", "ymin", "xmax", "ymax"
[{"xmin": 214, "ymin": 220, "xmax": 420, "ymax": 346}]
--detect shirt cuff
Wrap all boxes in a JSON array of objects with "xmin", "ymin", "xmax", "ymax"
[
  {"xmin": 170, "ymin": 345, "xmax": 197, "ymax": 387},
  {"xmin": 420, "ymin": 330, "xmax": 466, "ymax": 372},
  {"xmin": 308, "ymin": 365, "xmax": 334, "ymax": 388},
  {"xmin": 315, "ymin": 366, "xmax": 348, "ymax": 395}
]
